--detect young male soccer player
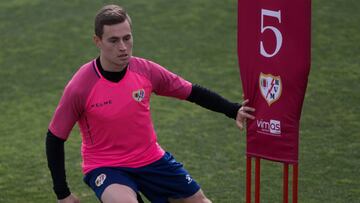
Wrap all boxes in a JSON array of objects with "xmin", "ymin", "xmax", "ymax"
[{"xmin": 46, "ymin": 4, "xmax": 255, "ymax": 203}]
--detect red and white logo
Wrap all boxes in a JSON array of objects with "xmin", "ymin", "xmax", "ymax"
[
  {"xmin": 259, "ymin": 73, "xmax": 282, "ymax": 106},
  {"xmin": 132, "ymin": 89, "xmax": 145, "ymax": 102},
  {"xmin": 95, "ymin": 173, "xmax": 107, "ymax": 187}
]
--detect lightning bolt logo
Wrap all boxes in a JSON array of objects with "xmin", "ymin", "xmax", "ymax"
[{"xmin": 259, "ymin": 73, "xmax": 282, "ymax": 106}]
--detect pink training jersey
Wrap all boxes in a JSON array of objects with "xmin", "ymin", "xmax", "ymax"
[{"xmin": 49, "ymin": 57, "xmax": 192, "ymax": 174}]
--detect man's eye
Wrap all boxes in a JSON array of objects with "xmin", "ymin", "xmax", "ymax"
[
  {"xmin": 109, "ymin": 39, "xmax": 118, "ymax": 43},
  {"xmin": 124, "ymin": 36, "xmax": 131, "ymax": 41}
]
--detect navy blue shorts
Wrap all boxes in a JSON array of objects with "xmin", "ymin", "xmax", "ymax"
[{"xmin": 84, "ymin": 152, "xmax": 201, "ymax": 203}]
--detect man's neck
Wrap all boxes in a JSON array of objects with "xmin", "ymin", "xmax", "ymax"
[
  {"xmin": 96, "ymin": 57, "xmax": 127, "ymax": 83},
  {"xmin": 99, "ymin": 56, "xmax": 126, "ymax": 72}
]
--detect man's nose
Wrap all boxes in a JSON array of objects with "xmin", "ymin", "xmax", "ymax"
[{"xmin": 117, "ymin": 40, "xmax": 126, "ymax": 50}]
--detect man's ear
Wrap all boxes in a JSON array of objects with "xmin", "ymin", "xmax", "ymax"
[{"xmin": 93, "ymin": 35, "xmax": 101, "ymax": 49}]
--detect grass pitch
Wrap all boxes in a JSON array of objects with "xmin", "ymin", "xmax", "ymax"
[{"xmin": 0, "ymin": 0, "xmax": 359, "ymax": 202}]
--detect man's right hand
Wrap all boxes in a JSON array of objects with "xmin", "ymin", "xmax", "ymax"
[{"xmin": 58, "ymin": 194, "xmax": 80, "ymax": 203}]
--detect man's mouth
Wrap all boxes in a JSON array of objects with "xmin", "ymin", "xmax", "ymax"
[{"xmin": 118, "ymin": 54, "xmax": 128, "ymax": 58}]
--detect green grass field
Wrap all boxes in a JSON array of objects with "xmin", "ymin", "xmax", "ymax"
[{"xmin": 0, "ymin": 0, "xmax": 359, "ymax": 202}]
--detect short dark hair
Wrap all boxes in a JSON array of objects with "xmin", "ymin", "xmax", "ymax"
[{"xmin": 94, "ymin": 5, "xmax": 132, "ymax": 38}]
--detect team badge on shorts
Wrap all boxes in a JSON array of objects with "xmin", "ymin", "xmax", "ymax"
[
  {"xmin": 132, "ymin": 89, "xmax": 145, "ymax": 102},
  {"xmin": 259, "ymin": 72, "xmax": 282, "ymax": 106},
  {"xmin": 95, "ymin": 173, "xmax": 107, "ymax": 187}
]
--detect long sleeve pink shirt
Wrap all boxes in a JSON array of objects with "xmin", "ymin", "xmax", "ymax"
[{"xmin": 49, "ymin": 57, "xmax": 192, "ymax": 174}]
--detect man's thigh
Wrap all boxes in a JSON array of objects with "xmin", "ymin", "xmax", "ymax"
[
  {"xmin": 101, "ymin": 184, "xmax": 138, "ymax": 203},
  {"xmin": 84, "ymin": 167, "xmax": 139, "ymax": 201},
  {"xmin": 132, "ymin": 152, "xmax": 201, "ymax": 202}
]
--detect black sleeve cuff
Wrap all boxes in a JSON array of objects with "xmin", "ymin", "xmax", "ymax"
[
  {"xmin": 55, "ymin": 188, "xmax": 71, "ymax": 200},
  {"xmin": 186, "ymin": 84, "xmax": 241, "ymax": 119},
  {"xmin": 45, "ymin": 130, "xmax": 71, "ymax": 200}
]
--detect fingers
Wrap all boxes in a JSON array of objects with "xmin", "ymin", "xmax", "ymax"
[
  {"xmin": 236, "ymin": 99, "xmax": 256, "ymax": 130},
  {"xmin": 239, "ymin": 111, "xmax": 255, "ymax": 120},
  {"xmin": 239, "ymin": 105, "xmax": 256, "ymax": 120},
  {"xmin": 242, "ymin": 99, "xmax": 249, "ymax": 106},
  {"xmin": 236, "ymin": 119, "xmax": 244, "ymax": 130},
  {"xmin": 240, "ymin": 109, "xmax": 255, "ymax": 119},
  {"xmin": 236, "ymin": 109, "xmax": 255, "ymax": 130}
]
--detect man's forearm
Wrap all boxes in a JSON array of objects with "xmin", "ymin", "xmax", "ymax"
[
  {"xmin": 186, "ymin": 84, "xmax": 241, "ymax": 119},
  {"xmin": 45, "ymin": 130, "xmax": 71, "ymax": 200}
]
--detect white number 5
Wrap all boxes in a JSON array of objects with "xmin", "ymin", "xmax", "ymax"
[{"xmin": 260, "ymin": 9, "xmax": 282, "ymax": 58}]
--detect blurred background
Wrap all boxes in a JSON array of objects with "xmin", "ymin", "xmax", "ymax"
[{"xmin": 0, "ymin": 0, "xmax": 359, "ymax": 202}]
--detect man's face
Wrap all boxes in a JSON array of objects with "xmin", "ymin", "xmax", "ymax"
[{"xmin": 94, "ymin": 20, "xmax": 133, "ymax": 71}]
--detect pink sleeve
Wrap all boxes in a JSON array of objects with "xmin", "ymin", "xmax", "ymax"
[
  {"xmin": 48, "ymin": 82, "xmax": 84, "ymax": 140},
  {"xmin": 148, "ymin": 61, "xmax": 192, "ymax": 99}
]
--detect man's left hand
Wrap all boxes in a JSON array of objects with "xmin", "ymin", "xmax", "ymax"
[{"xmin": 236, "ymin": 99, "xmax": 255, "ymax": 130}]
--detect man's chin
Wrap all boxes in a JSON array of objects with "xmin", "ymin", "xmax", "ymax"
[
  {"xmin": 114, "ymin": 60, "xmax": 129, "ymax": 69},
  {"xmin": 119, "ymin": 56, "xmax": 130, "ymax": 62}
]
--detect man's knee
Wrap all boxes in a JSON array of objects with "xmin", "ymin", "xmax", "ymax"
[
  {"xmin": 101, "ymin": 184, "xmax": 138, "ymax": 203},
  {"xmin": 169, "ymin": 189, "xmax": 212, "ymax": 203},
  {"xmin": 190, "ymin": 191, "xmax": 211, "ymax": 203}
]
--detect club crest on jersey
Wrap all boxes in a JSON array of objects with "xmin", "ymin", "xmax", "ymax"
[
  {"xmin": 132, "ymin": 89, "xmax": 145, "ymax": 102},
  {"xmin": 259, "ymin": 73, "xmax": 282, "ymax": 106},
  {"xmin": 95, "ymin": 173, "xmax": 106, "ymax": 187}
]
